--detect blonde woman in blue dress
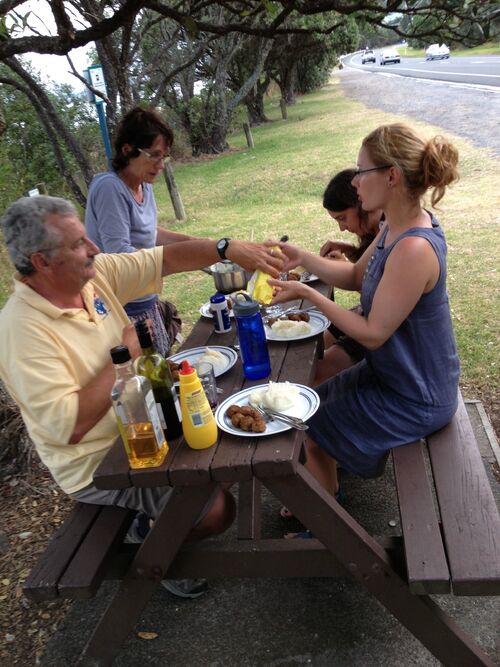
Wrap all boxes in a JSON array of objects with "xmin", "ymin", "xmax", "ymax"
[{"xmin": 268, "ymin": 123, "xmax": 460, "ymax": 535}]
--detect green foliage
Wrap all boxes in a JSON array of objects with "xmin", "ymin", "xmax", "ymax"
[
  {"xmin": 296, "ymin": 18, "xmax": 359, "ymax": 94},
  {"xmin": 184, "ymin": 89, "xmax": 218, "ymax": 154},
  {"xmin": 0, "ymin": 68, "xmax": 101, "ymax": 209},
  {"xmin": 406, "ymin": 14, "xmax": 445, "ymax": 48}
]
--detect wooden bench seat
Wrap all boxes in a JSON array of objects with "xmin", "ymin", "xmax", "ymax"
[
  {"xmin": 23, "ymin": 503, "xmax": 134, "ymax": 602},
  {"xmin": 392, "ymin": 392, "xmax": 500, "ymax": 595}
]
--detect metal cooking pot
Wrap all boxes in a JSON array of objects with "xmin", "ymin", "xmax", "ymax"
[{"xmin": 202, "ymin": 261, "xmax": 250, "ymax": 295}]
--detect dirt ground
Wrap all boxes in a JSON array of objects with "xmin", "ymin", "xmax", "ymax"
[
  {"xmin": 1, "ymin": 69, "xmax": 499, "ymax": 665},
  {"xmin": 0, "ymin": 462, "xmax": 73, "ymax": 665}
]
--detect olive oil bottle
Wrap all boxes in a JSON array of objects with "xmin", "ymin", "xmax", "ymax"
[{"xmin": 110, "ymin": 345, "xmax": 168, "ymax": 469}]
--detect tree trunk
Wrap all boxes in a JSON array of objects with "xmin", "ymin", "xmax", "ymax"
[
  {"xmin": 208, "ymin": 55, "xmax": 230, "ymax": 154},
  {"xmin": 245, "ymin": 89, "xmax": 269, "ymax": 126}
]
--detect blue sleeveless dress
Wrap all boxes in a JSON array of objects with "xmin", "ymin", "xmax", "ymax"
[{"xmin": 307, "ymin": 215, "xmax": 460, "ymax": 478}]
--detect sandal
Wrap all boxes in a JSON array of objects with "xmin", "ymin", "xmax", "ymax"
[{"xmin": 279, "ymin": 487, "xmax": 345, "ymax": 520}]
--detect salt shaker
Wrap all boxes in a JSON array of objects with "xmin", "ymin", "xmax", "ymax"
[
  {"xmin": 210, "ymin": 292, "xmax": 232, "ymax": 334},
  {"xmin": 232, "ymin": 292, "xmax": 271, "ymax": 380}
]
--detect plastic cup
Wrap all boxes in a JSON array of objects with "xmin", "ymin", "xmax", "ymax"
[{"xmin": 194, "ymin": 361, "xmax": 219, "ymax": 412}]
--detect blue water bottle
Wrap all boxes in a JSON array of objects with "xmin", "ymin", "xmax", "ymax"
[{"xmin": 233, "ymin": 292, "xmax": 271, "ymax": 380}]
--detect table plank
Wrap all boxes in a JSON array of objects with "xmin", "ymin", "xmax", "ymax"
[{"xmin": 93, "ymin": 436, "xmax": 131, "ymax": 490}]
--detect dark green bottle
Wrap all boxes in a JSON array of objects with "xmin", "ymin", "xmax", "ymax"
[{"xmin": 134, "ymin": 320, "xmax": 183, "ymax": 440}]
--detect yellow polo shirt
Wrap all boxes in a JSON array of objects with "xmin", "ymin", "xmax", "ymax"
[{"xmin": 0, "ymin": 247, "xmax": 164, "ymax": 494}]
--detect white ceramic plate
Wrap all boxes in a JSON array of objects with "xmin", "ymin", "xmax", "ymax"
[
  {"xmin": 265, "ymin": 312, "xmax": 330, "ymax": 342},
  {"xmin": 215, "ymin": 383, "xmax": 320, "ymax": 437},
  {"xmin": 168, "ymin": 346, "xmax": 238, "ymax": 379},
  {"xmin": 199, "ymin": 302, "xmax": 235, "ymax": 319}
]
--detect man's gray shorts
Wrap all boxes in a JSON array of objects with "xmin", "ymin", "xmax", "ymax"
[{"xmin": 71, "ymin": 483, "xmax": 215, "ymax": 524}]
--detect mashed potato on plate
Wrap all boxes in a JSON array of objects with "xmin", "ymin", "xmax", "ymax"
[
  {"xmin": 249, "ymin": 381, "xmax": 299, "ymax": 411},
  {"xmin": 270, "ymin": 319, "xmax": 312, "ymax": 337},
  {"xmin": 198, "ymin": 348, "xmax": 226, "ymax": 373}
]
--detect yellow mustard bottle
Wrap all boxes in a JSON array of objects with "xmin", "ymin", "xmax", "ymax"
[{"xmin": 178, "ymin": 360, "xmax": 218, "ymax": 449}]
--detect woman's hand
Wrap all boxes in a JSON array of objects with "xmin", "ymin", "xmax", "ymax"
[
  {"xmin": 267, "ymin": 277, "xmax": 311, "ymax": 304},
  {"xmin": 320, "ymin": 240, "xmax": 356, "ymax": 259},
  {"xmin": 276, "ymin": 241, "xmax": 306, "ymax": 271}
]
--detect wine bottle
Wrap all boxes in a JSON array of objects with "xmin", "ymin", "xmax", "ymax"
[{"xmin": 134, "ymin": 320, "xmax": 183, "ymax": 440}]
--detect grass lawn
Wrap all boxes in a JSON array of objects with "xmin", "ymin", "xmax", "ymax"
[{"xmin": 152, "ymin": 78, "xmax": 499, "ymax": 401}]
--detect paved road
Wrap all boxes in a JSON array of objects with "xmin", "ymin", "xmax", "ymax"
[
  {"xmin": 336, "ymin": 67, "xmax": 500, "ymax": 157},
  {"xmin": 345, "ymin": 52, "xmax": 500, "ymax": 88}
]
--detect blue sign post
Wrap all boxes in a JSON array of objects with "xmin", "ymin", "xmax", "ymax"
[{"xmin": 84, "ymin": 65, "xmax": 112, "ymax": 169}]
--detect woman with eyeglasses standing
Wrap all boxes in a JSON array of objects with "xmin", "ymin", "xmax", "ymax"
[
  {"xmin": 85, "ymin": 106, "xmax": 195, "ymax": 356},
  {"xmin": 269, "ymin": 123, "xmax": 460, "ymax": 527}
]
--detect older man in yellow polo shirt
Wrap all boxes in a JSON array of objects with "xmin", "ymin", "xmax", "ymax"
[{"xmin": 0, "ymin": 195, "xmax": 281, "ymax": 599}]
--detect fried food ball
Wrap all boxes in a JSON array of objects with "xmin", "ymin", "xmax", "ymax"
[
  {"xmin": 252, "ymin": 417, "xmax": 266, "ymax": 433},
  {"xmin": 287, "ymin": 272, "xmax": 301, "ymax": 281},
  {"xmin": 226, "ymin": 405, "xmax": 267, "ymax": 432}
]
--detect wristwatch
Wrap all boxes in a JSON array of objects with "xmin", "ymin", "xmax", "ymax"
[{"xmin": 216, "ymin": 237, "xmax": 231, "ymax": 261}]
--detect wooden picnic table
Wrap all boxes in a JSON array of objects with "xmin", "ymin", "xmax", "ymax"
[{"xmin": 77, "ymin": 280, "xmax": 497, "ymax": 667}]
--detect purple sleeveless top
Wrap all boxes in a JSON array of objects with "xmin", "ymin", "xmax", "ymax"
[{"xmin": 361, "ymin": 216, "xmax": 459, "ymax": 409}]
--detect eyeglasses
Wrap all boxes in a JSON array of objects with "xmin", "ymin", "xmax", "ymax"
[
  {"xmin": 137, "ymin": 148, "xmax": 171, "ymax": 164},
  {"xmin": 353, "ymin": 165, "xmax": 392, "ymax": 177}
]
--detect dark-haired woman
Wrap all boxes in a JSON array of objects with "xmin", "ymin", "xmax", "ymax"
[
  {"xmin": 316, "ymin": 169, "xmax": 383, "ymax": 382},
  {"xmin": 321, "ymin": 168, "xmax": 382, "ymax": 263},
  {"xmin": 85, "ymin": 106, "xmax": 194, "ymax": 356}
]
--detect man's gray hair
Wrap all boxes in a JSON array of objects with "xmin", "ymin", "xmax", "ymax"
[{"xmin": 0, "ymin": 195, "xmax": 78, "ymax": 276}]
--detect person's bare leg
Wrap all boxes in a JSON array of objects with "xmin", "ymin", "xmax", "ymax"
[
  {"xmin": 303, "ymin": 435, "xmax": 339, "ymax": 496},
  {"xmin": 187, "ymin": 488, "xmax": 236, "ymax": 541},
  {"xmin": 314, "ymin": 344, "xmax": 355, "ymax": 385},
  {"xmin": 282, "ymin": 435, "xmax": 339, "ymax": 530},
  {"xmin": 323, "ymin": 330, "xmax": 336, "ymax": 349}
]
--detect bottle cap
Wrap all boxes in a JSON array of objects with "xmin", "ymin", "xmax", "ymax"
[
  {"xmin": 179, "ymin": 359, "xmax": 195, "ymax": 376},
  {"xmin": 134, "ymin": 319, "xmax": 149, "ymax": 335},
  {"xmin": 210, "ymin": 292, "xmax": 226, "ymax": 304},
  {"xmin": 232, "ymin": 291, "xmax": 260, "ymax": 316},
  {"xmin": 134, "ymin": 319, "xmax": 153, "ymax": 348},
  {"xmin": 110, "ymin": 345, "xmax": 131, "ymax": 364}
]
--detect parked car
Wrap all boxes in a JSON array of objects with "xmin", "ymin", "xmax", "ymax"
[
  {"xmin": 380, "ymin": 48, "xmax": 401, "ymax": 66},
  {"xmin": 361, "ymin": 49, "xmax": 376, "ymax": 64},
  {"xmin": 426, "ymin": 44, "xmax": 450, "ymax": 60}
]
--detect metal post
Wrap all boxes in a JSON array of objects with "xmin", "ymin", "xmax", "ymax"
[{"xmin": 95, "ymin": 102, "xmax": 112, "ymax": 170}]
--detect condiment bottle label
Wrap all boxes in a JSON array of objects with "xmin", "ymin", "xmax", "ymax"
[
  {"xmin": 185, "ymin": 389, "xmax": 213, "ymax": 427},
  {"xmin": 145, "ymin": 390, "xmax": 166, "ymax": 450}
]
